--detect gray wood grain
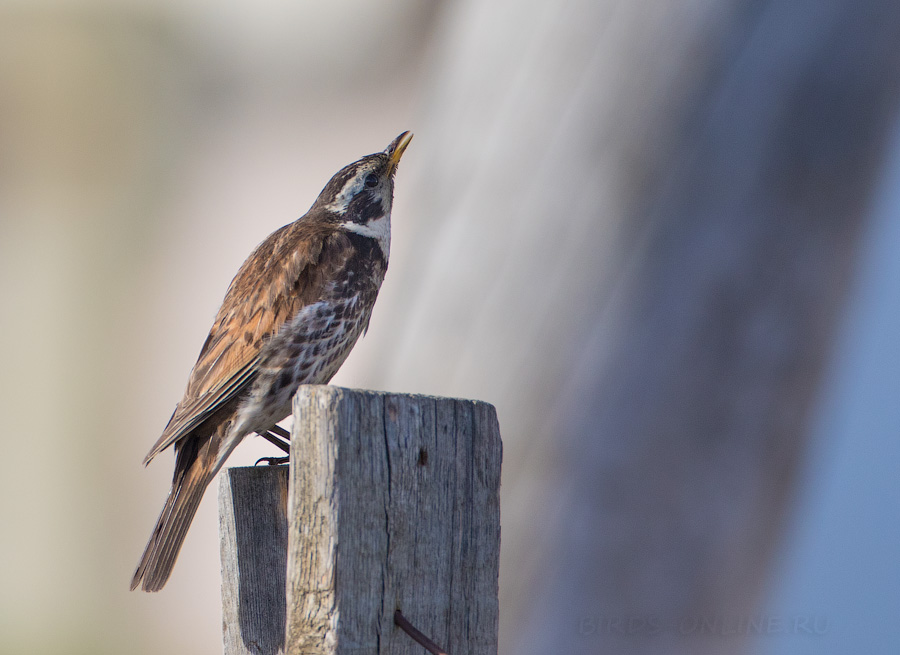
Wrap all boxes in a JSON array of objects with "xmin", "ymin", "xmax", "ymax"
[
  {"xmin": 220, "ymin": 465, "xmax": 290, "ymax": 655},
  {"xmin": 285, "ymin": 385, "xmax": 502, "ymax": 655}
]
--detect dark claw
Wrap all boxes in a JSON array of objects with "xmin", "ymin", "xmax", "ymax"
[{"xmin": 255, "ymin": 456, "xmax": 289, "ymax": 466}]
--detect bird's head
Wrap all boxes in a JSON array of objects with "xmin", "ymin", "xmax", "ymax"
[{"xmin": 311, "ymin": 131, "xmax": 413, "ymax": 259}]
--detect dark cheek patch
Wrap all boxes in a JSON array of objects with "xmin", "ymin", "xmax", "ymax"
[{"xmin": 347, "ymin": 193, "xmax": 383, "ymax": 224}]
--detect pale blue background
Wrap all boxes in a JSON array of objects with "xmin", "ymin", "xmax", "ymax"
[{"xmin": 763, "ymin": 123, "xmax": 900, "ymax": 655}]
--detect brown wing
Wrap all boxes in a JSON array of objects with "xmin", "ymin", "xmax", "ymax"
[{"xmin": 143, "ymin": 221, "xmax": 338, "ymax": 465}]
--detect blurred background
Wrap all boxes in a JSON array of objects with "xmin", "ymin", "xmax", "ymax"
[{"xmin": 1, "ymin": 1, "xmax": 899, "ymax": 654}]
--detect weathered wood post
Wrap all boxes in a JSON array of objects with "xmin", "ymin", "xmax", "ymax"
[
  {"xmin": 220, "ymin": 385, "xmax": 502, "ymax": 655},
  {"xmin": 221, "ymin": 465, "xmax": 290, "ymax": 655}
]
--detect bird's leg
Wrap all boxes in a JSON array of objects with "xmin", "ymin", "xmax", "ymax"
[
  {"xmin": 269, "ymin": 424, "xmax": 291, "ymax": 440},
  {"xmin": 255, "ymin": 429, "xmax": 290, "ymax": 466},
  {"xmin": 258, "ymin": 430, "xmax": 290, "ymax": 453}
]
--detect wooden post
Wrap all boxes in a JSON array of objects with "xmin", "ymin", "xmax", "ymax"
[
  {"xmin": 219, "ymin": 385, "xmax": 502, "ymax": 655},
  {"xmin": 220, "ymin": 464, "xmax": 290, "ymax": 655}
]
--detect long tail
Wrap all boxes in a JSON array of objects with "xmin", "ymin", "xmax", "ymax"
[{"xmin": 131, "ymin": 446, "xmax": 213, "ymax": 592}]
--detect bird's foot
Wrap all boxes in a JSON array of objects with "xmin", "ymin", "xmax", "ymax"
[
  {"xmin": 255, "ymin": 456, "xmax": 289, "ymax": 466},
  {"xmin": 255, "ymin": 428, "xmax": 291, "ymax": 465}
]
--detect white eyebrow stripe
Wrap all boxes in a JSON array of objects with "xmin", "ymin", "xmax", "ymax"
[{"xmin": 324, "ymin": 172, "xmax": 366, "ymax": 214}]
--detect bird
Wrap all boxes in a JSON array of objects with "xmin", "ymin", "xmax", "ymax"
[{"xmin": 131, "ymin": 132, "xmax": 412, "ymax": 592}]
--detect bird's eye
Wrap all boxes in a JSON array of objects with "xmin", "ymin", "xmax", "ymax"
[{"xmin": 364, "ymin": 173, "xmax": 379, "ymax": 188}]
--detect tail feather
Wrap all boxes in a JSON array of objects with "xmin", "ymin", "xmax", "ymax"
[{"xmin": 131, "ymin": 458, "xmax": 211, "ymax": 592}]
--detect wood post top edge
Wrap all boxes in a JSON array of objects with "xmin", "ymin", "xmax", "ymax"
[{"xmin": 291, "ymin": 384, "xmax": 499, "ymax": 412}]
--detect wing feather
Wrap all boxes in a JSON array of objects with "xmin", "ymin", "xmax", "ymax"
[{"xmin": 143, "ymin": 222, "xmax": 337, "ymax": 464}]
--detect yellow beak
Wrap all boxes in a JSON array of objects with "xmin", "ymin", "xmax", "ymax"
[{"xmin": 386, "ymin": 131, "xmax": 413, "ymax": 176}]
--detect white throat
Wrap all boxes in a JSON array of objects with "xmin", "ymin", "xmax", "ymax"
[{"xmin": 339, "ymin": 215, "xmax": 391, "ymax": 260}]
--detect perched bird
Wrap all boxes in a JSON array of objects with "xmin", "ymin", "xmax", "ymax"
[{"xmin": 131, "ymin": 132, "xmax": 412, "ymax": 592}]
